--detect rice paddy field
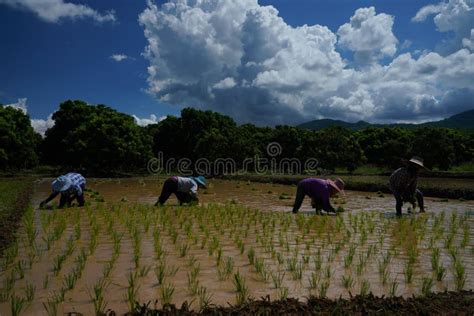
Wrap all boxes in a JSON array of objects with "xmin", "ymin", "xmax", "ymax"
[{"xmin": 0, "ymin": 178, "xmax": 473, "ymax": 315}]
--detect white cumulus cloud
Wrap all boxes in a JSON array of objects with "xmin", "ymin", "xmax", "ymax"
[
  {"xmin": 110, "ymin": 54, "xmax": 129, "ymax": 62},
  {"xmin": 413, "ymin": 0, "xmax": 474, "ymax": 54},
  {"xmin": 0, "ymin": 0, "xmax": 116, "ymax": 23},
  {"xmin": 3, "ymin": 98, "xmax": 55, "ymax": 135},
  {"xmin": 31, "ymin": 114, "xmax": 55, "ymax": 136},
  {"xmin": 4, "ymin": 98, "xmax": 27, "ymax": 113},
  {"xmin": 138, "ymin": 0, "xmax": 474, "ymax": 125},
  {"xmin": 133, "ymin": 114, "xmax": 166, "ymax": 126},
  {"xmin": 337, "ymin": 7, "xmax": 398, "ymax": 64}
]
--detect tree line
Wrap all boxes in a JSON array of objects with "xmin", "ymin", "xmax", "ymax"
[{"xmin": 1, "ymin": 100, "xmax": 473, "ymax": 174}]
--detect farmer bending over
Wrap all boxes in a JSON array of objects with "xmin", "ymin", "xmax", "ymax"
[
  {"xmin": 292, "ymin": 178, "xmax": 345, "ymax": 215},
  {"xmin": 389, "ymin": 156, "xmax": 426, "ymax": 216},
  {"xmin": 155, "ymin": 176, "xmax": 206, "ymax": 206},
  {"xmin": 40, "ymin": 172, "xmax": 86, "ymax": 208}
]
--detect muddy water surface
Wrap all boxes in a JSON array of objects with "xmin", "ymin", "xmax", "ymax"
[{"xmin": 0, "ymin": 177, "xmax": 472, "ymax": 315}]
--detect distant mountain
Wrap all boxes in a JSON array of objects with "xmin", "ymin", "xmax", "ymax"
[{"xmin": 297, "ymin": 109, "xmax": 474, "ymax": 131}]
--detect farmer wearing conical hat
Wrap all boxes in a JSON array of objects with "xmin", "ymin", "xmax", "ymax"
[
  {"xmin": 40, "ymin": 172, "xmax": 86, "ymax": 208},
  {"xmin": 155, "ymin": 176, "xmax": 207, "ymax": 206},
  {"xmin": 389, "ymin": 156, "xmax": 426, "ymax": 216},
  {"xmin": 292, "ymin": 178, "xmax": 345, "ymax": 215}
]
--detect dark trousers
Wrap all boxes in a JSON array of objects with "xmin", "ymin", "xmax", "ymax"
[
  {"xmin": 157, "ymin": 177, "xmax": 193, "ymax": 205},
  {"xmin": 292, "ymin": 183, "xmax": 305, "ymax": 213},
  {"xmin": 395, "ymin": 189, "xmax": 424, "ymax": 215},
  {"xmin": 293, "ymin": 183, "xmax": 324, "ymax": 213},
  {"xmin": 60, "ymin": 184, "xmax": 85, "ymax": 207},
  {"xmin": 158, "ymin": 177, "xmax": 178, "ymax": 205}
]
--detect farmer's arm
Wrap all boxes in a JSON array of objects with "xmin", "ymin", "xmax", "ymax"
[
  {"xmin": 40, "ymin": 192, "xmax": 59, "ymax": 207},
  {"xmin": 189, "ymin": 182, "xmax": 199, "ymax": 201}
]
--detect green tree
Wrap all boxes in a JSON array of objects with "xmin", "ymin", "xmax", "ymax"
[
  {"xmin": 0, "ymin": 105, "xmax": 40, "ymax": 170},
  {"xmin": 41, "ymin": 100, "xmax": 153, "ymax": 173}
]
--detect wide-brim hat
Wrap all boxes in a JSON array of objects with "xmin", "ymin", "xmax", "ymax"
[
  {"xmin": 328, "ymin": 177, "xmax": 345, "ymax": 195},
  {"xmin": 407, "ymin": 156, "xmax": 425, "ymax": 169},
  {"xmin": 193, "ymin": 176, "xmax": 206, "ymax": 188},
  {"xmin": 52, "ymin": 175, "xmax": 72, "ymax": 193}
]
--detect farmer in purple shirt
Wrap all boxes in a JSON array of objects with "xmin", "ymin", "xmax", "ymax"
[{"xmin": 292, "ymin": 178, "xmax": 345, "ymax": 214}]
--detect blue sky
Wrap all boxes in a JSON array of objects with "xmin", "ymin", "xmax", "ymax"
[{"xmin": 1, "ymin": 0, "xmax": 473, "ymax": 131}]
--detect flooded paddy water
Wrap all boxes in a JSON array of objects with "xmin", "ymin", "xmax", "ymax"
[{"xmin": 0, "ymin": 177, "xmax": 473, "ymax": 315}]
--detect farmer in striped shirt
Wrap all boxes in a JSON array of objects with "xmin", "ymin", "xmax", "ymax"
[
  {"xmin": 389, "ymin": 156, "xmax": 426, "ymax": 216},
  {"xmin": 155, "ymin": 176, "xmax": 207, "ymax": 206},
  {"xmin": 40, "ymin": 172, "xmax": 86, "ymax": 208}
]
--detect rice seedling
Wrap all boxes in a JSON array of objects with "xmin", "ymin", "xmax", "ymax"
[
  {"xmin": 341, "ymin": 274, "xmax": 354, "ymax": 291},
  {"xmin": 155, "ymin": 264, "xmax": 165, "ymax": 286},
  {"xmin": 197, "ymin": 286, "xmax": 213, "ymax": 309},
  {"xmin": 431, "ymin": 248, "xmax": 440, "ymax": 270},
  {"xmin": 291, "ymin": 262, "xmax": 304, "ymax": 281},
  {"xmin": 63, "ymin": 272, "xmax": 77, "ymax": 290},
  {"xmin": 14, "ymin": 260, "xmax": 26, "ymax": 279},
  {"xmin": 319, "ymin": 280, "xmax": 329, "ymax": 298},
  {"xmin": 434, "ymin": 263, "xmax": 447, "ymax": 281},
  {"xmin": 217, "ymin": 257, "xmax": 234, "ymax": 281},
  {"xmin": 0, "ymin": 275, "xmax": 14, "ymax": 302},
  {"xmin": 404, "ymin": 262, "xmax": 414, "ymax": 284},
  {"xmin": 285, "ymin": 257, "xmax": 298, "ymax": 272},
  {"xmin": 276, "ymin": 252, "xmax": 285, "ymax": 265},
  {"xmin": 126, "ymin": 283, "xmax": 139, "ymax": 312},
  {"xmin": 324, "ymin": 265, "xmax": 332, "ymax": 279},
  {"xmin": 302, "ymin": 254, "xmax": 310, "ymax": 265},
  {"xmin": 381, "ymin": 268, "xmax": 390, "ymax": 285},
  {"xmin": 179, "ymin": 243, "xmax": 190, "ymax": 257},
  {"xmin": 254, "ymin": 258, "xmax": 270, "ymax": 282},
  {"xmin": 360, "ymin": 279, "xmax": 370, "ymax": 296},
  {"xmin": 344, "ymin": 244, "xmax": 356, "ymax": 268},
  {"xmin": 421, "ymin": 277, "xmax": 434, "ymax": 296},
  {"xmin": 313, "ymin": 251, "xmax": 322, "ymax": 271},
  {"xmin": 52, "ymin": 254, "xmax": 66, "ymax": 276},
  {"xmin": 233, "ymin": 271, "xmax": 249, "ymax": 305},
  {"xmin": 453, "ymin": 259, "xmax": 466, "ymax": 291},
  {"xmin": 11, "ymin": 295, "xmax": 26, "ymax": 316},
  {"xmin": 43, "ymin": 274, "xmax": 50, "ymax": 289},
  {"xmin": 271, "ymin": 271, "xmax": 285, "ymax": 289},
  {"xmin": 89, "ymin": 233, "xmax": 98, "ymax": 255},
  {"xmin": 389, "ymin": 278, "xmax": 398, "ymax": 297},
  {"xmin": 247, "ymin": 247, "xmax": 255, "ymax": 265},
  {"xmin": 279, "ymin": 287, "xmax": 289, "ymax": 300},
  {"xmin": 73, "ymin": 223, "xmax": 81, "ymax": 240},
  {"xmin": 139, "ymin": 265, "xmax": 151, "ymax": 278},
  {"xmin": 304, "ymin": 271, "xmax": 318, "ymax": 290},
  {"xmin": 187, "ymin": 272, "xmax": 200, "ymax": 295},
  {"xmin": 167, "ymin": 265, "xmax": 179, "ymax": 277},
  {"xmin": 65, "ymin": 236, "xmax": 75, "ymax": 257},
  {"xmin": 216, "ymin": 247, "xmax": 223, "ymax": 266},
  {"xmin": 87, "ymin": 279, "xmax": 110, "ymax": 315},
  {"xmin": 42, "ymin": 299, "xmax": 58, "ymax": 316},
  {"xmin": 160, "ymin": 282, "xmax": 175, "ymax": 305}
]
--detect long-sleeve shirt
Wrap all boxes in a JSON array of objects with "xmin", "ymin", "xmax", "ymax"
[
  {"xmin": 300, "ymin": 178, "xmax": 332, "ymax": 212},
  {"xmin": 389, "ymin": 167, "xmax": 417, "ymax": 198},
  {"xmin": 176, "ymin": 176, "xmax": 198, "ymax": 199},
  {"xmin": 64, "ymin": 172, "xmax": 86, "ymax": 196}
]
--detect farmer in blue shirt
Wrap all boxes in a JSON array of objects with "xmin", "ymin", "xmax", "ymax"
[
  {"xmin": 40, "ymin": 172, "xmax": 86, "ymax": 208},
  {"xmin": 155, "ymin": 176, "xmax": 206, "ymax": 206}
]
